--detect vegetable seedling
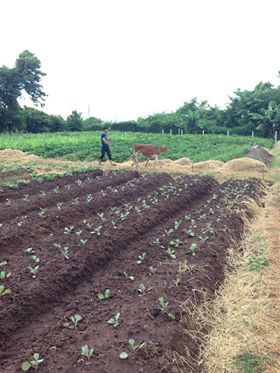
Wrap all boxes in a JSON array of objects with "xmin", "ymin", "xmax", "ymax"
[
  {"xmin": 107, "ymin": 312, "xmax": 120, "ymax": 327},
  {"xmin": 80, "ymin": 239, "xmax": 88, "ymax": 246},
  {"xmin": 0, "ymin": 260, "xmax": 8, "ymax": 267},
  {"xmin": 31, "ymin": 255, "xmax": 40, "ymax": 263},
  {"xmin": 119, "ymin": 351, "xmax": 128, "ymax": 359},
  {"xmin": 169, "ymin": 239, "xmax": 182, "ymax": 247},
  {"xmin": 179, "ymin": 260, "xmax": 188, "ymax": 272},
  {"xmin": 97, "ymin": 212, "xmax": 106, "ymax": 222},
  {"xmin": 38, "ymin": 208, "xmax": 47, "ymax": 218},
  {"xmin": 0, "ymin": 284, "xmax": 11, "ymax": 296},
  {"xmin": 28, "ymin": 265, "xmax": 40, "ymax": 278},
  {"xmin": 174, "ymin": 220, "xmax": 182, "ymax": 230},
  {"xmin": 81, "ymin": 344, "xmax": 94, "ymax": 360},
  {"xmin": 21, "ymin": 352, "xmax": 44, "ymax": 372},
  {"xmin": 189, "ymin": 243, "xmax": 198, "ymax": 256},
  {"xmin": 0, "ymin": 271, "xmax": 11, "ymax": 280},
  {"xmin": 164, "ymin": 228, "xmax": 174, "ymax": 236},
  {"xmin": 136, "ymin": 252, "xmax": 146, "ymax": 264},
  {"xmin": 149, "ymin": 266, "xmax": 157, "ymax": 275},
  {"xmin": 166, "ymin": 247, "xmax": 176, "ymax": 259},
  {"xmin": 159, "ymin": 297, "xmax": 169, "ymax": 309},
  {"xmin": 123, "ymin": 272, "xmax": 135, "ymax": 281},
  {"xmin": 98, "ymin": 289, "xmax": 110, "ymax": 301},
  {"xmin": 90, "ymin": 225, "xmax": 102, "ymax": 236},
  {"xmin": 184, "ymin": 228, "xmax": 195, "ymax": 237},
  {"xmin": 173, "ymin": 277, "xmax": 181, "ymax": 287},
  {"xmin": 87, "ymin": 194, "xmax": 93, "ymax": 203},
  {"xmin": 64, "ymin": 226, "xmax": 74, "ymax": 235},
  {"xmin": 70, "ymin": 314, "xmax": 83, "ymax": 328},
  {"xmin": 137, "ymin": 283, "xmax": 149, "ymax": 295},
  {"xmin": 25, "ymin": 247, "xmax": 35, "ymax": 254}
]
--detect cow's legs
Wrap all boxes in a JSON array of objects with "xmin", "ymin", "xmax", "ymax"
[{"xmin": 132, "ymin": 152, "xmax": 140, "ymax": 171}]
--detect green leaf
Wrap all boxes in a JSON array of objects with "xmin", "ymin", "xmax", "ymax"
[
  {"xmin": 21, "ymin": 361, "xmax": 31, "ymax": 371},
  {"xmin": 119, "ymin": 352, "xmax": 128, "ymax": 359}
]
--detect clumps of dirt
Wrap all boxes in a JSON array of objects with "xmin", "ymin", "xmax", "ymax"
[
  {"xmin": 246, "ymin": 146, "xmax": 273, "ymax": 167},
  {"xmin": 223, "ymin": 158, "xmax": 268, "ymax": 173},
  {"xmin": 0, "ymin": 149, "xmax": 38, "ymax": 161}
]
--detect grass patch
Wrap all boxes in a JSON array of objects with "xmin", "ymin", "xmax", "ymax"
[
  {"xmin": 233, "ymin": 351, "xmax": 266, "ymax": 373},
  {"xmin": 0, "ymin": 131, "xmax": 273, "ymax": 163}
]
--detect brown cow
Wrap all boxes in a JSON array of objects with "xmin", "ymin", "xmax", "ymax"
[{"xmin": 132, "ymin": 144, "xmax": 168, "ymax": 171}]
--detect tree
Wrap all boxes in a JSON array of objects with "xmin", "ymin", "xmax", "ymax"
[
  {"xmin": 0, "ymin": 50, "xmax": 46, "ymax": 132},
  {"xmin": 67, "ymin": 110, "xmax": 83, "ymax": 131}
]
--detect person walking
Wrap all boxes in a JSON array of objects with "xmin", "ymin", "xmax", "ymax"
[{"xmin": 98, "ymin": 127, "xmax": 115, "ymax": 166}]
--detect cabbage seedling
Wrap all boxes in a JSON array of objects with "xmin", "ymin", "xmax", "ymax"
[
  {"xmin": 64, "ymin": 226, "xmax": 74, "ymax": 235},
  {"xmin": 38, "ymin": 208, "xmax": 47, "ymax": 218},
  {"xmin": 189, "ymin": 243, "xmax": 198, "ymax": 256},
  {"xmin": 107, "ymin": 312, "xmax": 120, "ymax": 327},
  {"xmin": 119, "ymin": 352, "xmax": 128, "ymax": 359},
  {"xmin": 169, "ymin": 239, "xmax": 182, "ymax": 247},
  {"xmin": 136, "ymin": 253, "xmax": 146, "ymax": 264},
  {"xmin": 179, "ymin": 260, "xmax": 188, "ymax": 272},
  {"xmin": 149, "ymin": 266, "xmax": 157, "ymax": 275},
  {"xmin": 173, "ymin": 277, "xmax": 181, "ymax": 287},
  {"xmin": 174, "ymin": 220, "xmax": 182, "ymax": 230},
  {"xmin": 25, "ymin": 247, "xmax": 35, "ymax": 254},
  {"xmin": 70, "ymin": 314, "xmax": 83, "ymax": 328},
  {"xmin": 166, "ymin": 247, "xmax": 176, "ymax": 259},
  {"xmin": 87, "ymin": 194, "xmax": 93, "ymax": 203},
  {"xmin": 97, "ymin": 212, "xmax": 106, "ymax": 222},
  {"xmin": 21, "ymin": 352, "xmax": 44, "ymax": 371},
  {"xmin": 98, "ymin": 289, "xmax": 110, "ymax": 301},
  {"xmin": 0, "ymin": 260, "xmax": 8, "ymax": 267},
  {"xmin": 31, "ymin": 255, "xmax": 40, "ymax": 263},
  {"xmin": 0, "ymin": 271, "xmax": 11, "ymax": 279},
  {"xmin": 28, "ymin": 265, "xmax": 39, "ymax": 278},
  {"xmin": 81, "ymin": 344, "xmax": 94, "ymax": 360},
  {"xmin": 80, "ymin": 239, "xmax": 88, "ymax": 246},
  {"xmin": 164, "ymin": 228, "xmax": 174, "ymax": 236},
  {"xmin": 90, "ymin": 225, "xmax": 102, "ymax": 236},
  {"xmin": 123, "ymin": 272, "xmax": 135, "ymax": 281},
  {"xmin": 0, "ymin": 284, "xmax": 11, "ymax": 296},
  {"xmin": 159, "ymin": 297, "xmax": 169, "ymax": 309}
]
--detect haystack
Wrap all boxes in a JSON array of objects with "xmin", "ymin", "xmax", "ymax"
[
  {"xmin": 0, "ymin": 149, "xmax": 38, "ymax": 161},
  {"xmin": 223, "ymin": 157, "xmax": 268, "ymax": 172},
  {"xmin": 173, "ymin": 157, "xmax": 192, "ymax": 166},
  {"xmin": 193, "ymin": 160, "xmax": 224, "ymax": 170}
]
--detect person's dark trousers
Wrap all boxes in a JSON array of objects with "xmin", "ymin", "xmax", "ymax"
[{"xmin": 100, "ymin": 144, "xmax": 112, "ymax": 161}]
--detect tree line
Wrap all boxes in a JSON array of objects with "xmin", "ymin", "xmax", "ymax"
[{"xmin": 1, "ymin": 51, "xmax": 280, "ymax": 137}]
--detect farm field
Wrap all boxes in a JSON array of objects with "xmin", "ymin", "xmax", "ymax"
[
  {"xmin": 0, "ymin": 131, "xmax": 273, "ymax": 163},
  {"xmin": 0, "ymin": 168, "xmax": 265, "ymax": 372}
]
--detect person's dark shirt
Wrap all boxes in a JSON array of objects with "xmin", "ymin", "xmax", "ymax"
[{"xmin": 101, "ymin": 133, "xmax": 108, "ymax": 146}]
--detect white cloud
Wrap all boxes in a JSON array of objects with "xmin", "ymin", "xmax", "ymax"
[{"xmin": 1, "ymin": 0, "xmax": 280, "ymax": 120}]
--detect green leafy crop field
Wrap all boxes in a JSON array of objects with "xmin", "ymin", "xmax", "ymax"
[{"xmin": 0, "ymin": 131, "xmax": 273, "ymax": 163}]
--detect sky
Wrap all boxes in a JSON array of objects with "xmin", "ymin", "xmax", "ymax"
[{"xmin": 1, "ymin": 0, "xmax": 280, "ymax": 121}]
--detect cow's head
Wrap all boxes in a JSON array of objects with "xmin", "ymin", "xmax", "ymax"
[{"xmin": 159, "ymin": 146, "xmax": 168, "ymax": 153}]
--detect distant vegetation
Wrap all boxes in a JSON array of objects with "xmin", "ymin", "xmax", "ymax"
[
  {"xmin": 0, "ymin": 131, "xmax": 273, "ymax": 163},
  {"xmin": 1, "ymin": 51, "xmax": 280, "ymax": 138}
]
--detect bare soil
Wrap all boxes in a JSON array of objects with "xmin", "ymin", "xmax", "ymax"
[{"xmin": 0, "ymin": 170, "xmax": 265, "ymax": 373}]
